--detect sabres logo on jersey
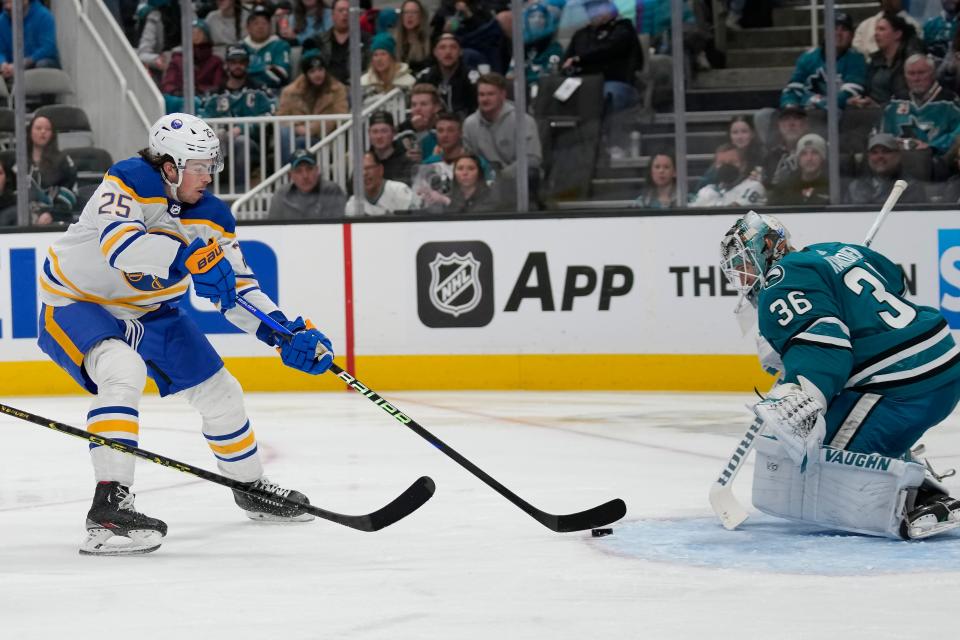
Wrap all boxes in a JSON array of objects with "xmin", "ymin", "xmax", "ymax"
[{"xmin": 122, "ymin": 270, "xmax": 187, "ymax": 292}]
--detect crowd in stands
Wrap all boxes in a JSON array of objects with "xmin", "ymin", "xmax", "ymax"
[{"xmin": 8, "ymin": 1, "xmax": 960, "ymax": 225}]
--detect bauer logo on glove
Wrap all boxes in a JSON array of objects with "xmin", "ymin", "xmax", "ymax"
[{"xmin": 183, "ymin": 240, "xmax": 225, "ymax": 274}]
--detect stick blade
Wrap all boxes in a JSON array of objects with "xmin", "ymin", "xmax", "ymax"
[
  {"xmin": 542, "ymin": 498, "xmax": 627, "ymax": 533},
  {"xmin": 709, "ymin": 483, "xmax": 750, "ymax": 530},
  {"xmin": 365, "ymin": 476, "xmax": 436, "ymax": 532}
]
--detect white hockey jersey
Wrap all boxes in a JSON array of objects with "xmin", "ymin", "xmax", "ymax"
[
  {"xmin": 692, "ymin": 178, "xmax": 767, "ymax": 208},
  {"xmin": 345, "ymin": 180, "xmax": 421, "ymax": 216},
  {"xmin": 39, "ymin": 156, "xmax": 278, "ymax": 334}
]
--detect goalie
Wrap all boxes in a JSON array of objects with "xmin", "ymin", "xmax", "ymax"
[{"xmin": 720, "ymin": 212, "xmax": 960, "ymax": 539}]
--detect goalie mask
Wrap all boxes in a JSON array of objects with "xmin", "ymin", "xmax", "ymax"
[
  {"xmin": 720, "ymin": 211, "xmax": 791, "ymax": 303},
  {"xmin": 148, "ymin": 113, "xmax": 223, "ymax": 188}
]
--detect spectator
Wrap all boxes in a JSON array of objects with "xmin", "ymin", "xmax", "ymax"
[
  {"xmin": 198, "ymin": 45, "xmax": 276, "ymax": 186},
  {"xmin": 854, "ymin": 0, "xmax": 922, "ymax": 55},
  {"xmin": 415, "ymin": 33, "xmax": 478, "ymax": 117},
  {"xmin": 134, "ymin": 0, "xmax": 181, "ymax": 83},
  {"xmin": 882, "ymin": 53, "xmax": 960, "ymax": 154},
  {"xmin": 415, "ymin": 111, "xmax": 492, "ymax": 205},
  {"xmin": 277, "ymin": 0, "xmax": 330, "ymax": 45},
  {"xmin": 562, "ymin": 0, "xmax": 643, "ymax": 113},
  {"xmin": 277, "ymin": 48, "xmax": 349, "ymax": 159},
  {"xmin": 851, "ymin": 11, "xmax": 924, "ymax": 107},
  {"xmin": 368, "ymin": 111, "xmax": 415, "ymax": 185},
  {"xmin": 205, "ymin": 0, "xmax": 249, "ymax": 47},
  {"xmin": 268, "ymin": 149, "xmax": 346, "ymax": 220},
  {"xmin": 509, "ymin": 0, "xmax": 564, "ymax": 85},
  {"xmin": 937, "ymin": 21, "xmax": 960, "ymax": 88},
  {"xmin": 25, "ymin": 114, "xmax": 78, "ymax": 225},
  {"xmin": 692, "ymin": 143, "xmax": 767, "ymax": 207},
  {"xmin": 781, "ymin": 12, "xmax": 867, "ymax": 111},
  {"xmin": 699, "ymin": 115, "xmax": 765, "ymax": 192},
  {"xmin": 0, "ymin": 161, "xmax": 17, "ymax": 226},
  {"xmin": 308, "ymin": 0, "xmax": 370, "ymax": 86},
  {"xmin": 160, "ymin": 19, "xmax": 224, "ymax": 99},
  {"xmin": 397, "ymin": 84, "xmax": 441, "ymax": 164},
  {"xmin": 846, "ymin": 132, "xmax": 928, "ymax": 203},
  {"xmin": 432, "ymin": 0, "xmax": 506, "ymax": 73},
  {"xmin": 923, "ymin": 0, "xmax": 959, "ymax": 59},
  {"xmin": 394, "ymin": 0, "xmax": 432, "ymax": 75},
  {"xmin": 769, "ymin": 133, "xmax": 831, "ymax": 206},
  {"xmin": 424, "ymin": 155, "xmax": 497, "ymax": 214},
  {"xmin": 762, "ymin": 106, "xmax": 810, "ymax": 188},
  {"xmin": 0, "ymin": 0, "xmax": 59, "ymax": 80},
  {"xmin": 345, "ymin": 151, "xmax": 420, "ymax": 216},
  {"xmin": 361, "ymin": 33, "xmax": 416, "ymax": 104},
  {"xmin": 634, "ymin": 152, "xmax": 678, "ymax": 209},
  {"xmin": 244, "ymin": 3, "xmax": 292, "ymax": 90},
  {"xmin": 462, "ymin": 72, "xmax": 541, "ymax": 205}
]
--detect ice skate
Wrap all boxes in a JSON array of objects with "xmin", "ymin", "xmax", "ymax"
[
  {"xmin": 233, "ymin": 476, "xmax": 315, "ymax": 522},
  {"xmin": 900, "ymin": 481, "xmax": 960, "ymax": 540},
  {"xmin": 80, "ymin": 482, "xmax": 167, "ymax": 556}
]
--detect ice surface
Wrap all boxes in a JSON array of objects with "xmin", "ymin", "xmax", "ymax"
[{"xmin": 1, "ymin": 391, "xmax": 959, "ymax": 639}]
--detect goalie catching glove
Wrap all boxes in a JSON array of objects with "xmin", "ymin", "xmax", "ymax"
[
  {"xmin": 753, "ymin": 379, "xmax": 826, "ymax": 466},
  {"xmin": 175, "ymin": 238, "xmax": 237, "ymax": 310},
  {"xmin": 256, "ymin": 311, "xmax": 334, "ymax": 375}
]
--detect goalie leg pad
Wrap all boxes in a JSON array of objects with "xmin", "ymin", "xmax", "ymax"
[
  {"xmin": 179, "ymin": 368, "xmax": 263, "ymax": 483},
  {"xmin": 752, "ymin": 435, "xmax": 926, "ymax": 538}
]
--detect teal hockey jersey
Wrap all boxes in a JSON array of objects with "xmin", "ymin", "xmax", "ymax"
[{"xmin": 757, "ymin": 242, "xmax": 960, "ymax": 402}]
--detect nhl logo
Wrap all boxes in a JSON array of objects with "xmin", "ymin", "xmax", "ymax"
[
  {"xmin": 428, "ymin": 252, "xmax": 482, "ymax": 317},
  {"xmin": 417, "ymin": 241, "xmax": 494, "ymax": 328}
]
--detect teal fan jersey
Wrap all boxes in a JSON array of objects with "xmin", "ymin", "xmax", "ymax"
[{"xmin": 757, "ymin": 242, "xmax": 960, "ymax": 401}]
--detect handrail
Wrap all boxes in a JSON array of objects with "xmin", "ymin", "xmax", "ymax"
[{"xmin": 229, "ymin": 88, "xmax": 407, "ymax": 219}]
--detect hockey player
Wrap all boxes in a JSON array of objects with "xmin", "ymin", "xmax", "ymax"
[
  {"xmin": 720, "ymin": 212, "xmax": 960, "ymax": 539},
  {"xmin": 37, "ymin": 113, "xmax": 333, "ymax": 555}
]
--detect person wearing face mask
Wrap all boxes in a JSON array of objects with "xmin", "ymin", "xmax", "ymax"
[{"xmin": 692, "ymin": 143, "xmax": 767, "ymax": 207}]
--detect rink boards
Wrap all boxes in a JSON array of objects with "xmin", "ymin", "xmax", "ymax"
[{"xmin": 0, "ymin": 209, "xmax": 956, "ymax": 394}]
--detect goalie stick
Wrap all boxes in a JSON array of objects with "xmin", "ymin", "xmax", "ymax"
[
  {"xmin": 0, "ymin": 403, "xmax": 435, "ymax": 532},
  {"xmin": 709, "ymin": 180, "xmax": 909, "ymax": 530},
  {"xmin": 238, "ymin": 296, "xmax": 627, "ymax": 533}
]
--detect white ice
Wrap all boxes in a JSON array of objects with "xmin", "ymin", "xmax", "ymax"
[{"xmin": 2, "ymin": 390, "xmax": 959, "ymax": 639}]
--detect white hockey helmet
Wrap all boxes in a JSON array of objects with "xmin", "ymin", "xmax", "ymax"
[{"xmin": 148, "ymin": 113, "xmax": 223, "ymax": 187}]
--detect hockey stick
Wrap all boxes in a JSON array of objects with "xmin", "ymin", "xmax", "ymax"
[
  {"xmin": 709, "ymin": 180, "xmax": 909, "ymax": 530},
  {"xmin": 0, "ymin": 402, "xmax": 435, "ymax": 532},
  {"xmin": 238, "ymin": 296, "xmax": 626, "ymax": 532}
]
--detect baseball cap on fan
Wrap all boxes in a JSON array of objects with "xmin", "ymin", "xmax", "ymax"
[{"xmin": 289, "ymin": 149, "xmax": 317, "ymax": 168}]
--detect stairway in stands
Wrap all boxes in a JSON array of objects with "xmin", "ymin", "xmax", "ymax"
[{"xmin": 587, "ymin": 1, "xmax": 877, "ymax": 204}]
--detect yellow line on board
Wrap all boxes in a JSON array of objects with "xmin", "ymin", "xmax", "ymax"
[{"xmin": 0, "ymin": 355, "xmax": 774, "ymax": 395}]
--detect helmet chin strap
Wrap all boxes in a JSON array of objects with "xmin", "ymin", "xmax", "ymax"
[{"xmin": 161, "ymin": 162, "xmax": 184, "ymax": 191}]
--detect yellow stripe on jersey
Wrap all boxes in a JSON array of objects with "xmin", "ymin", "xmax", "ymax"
[
  {"xmin": 40, "ymin": 279, "xmax": 162, "ymax": 313},
  {"xmin": 88, "ymin": 420, "xmax": 139, "ymax": 435},
  {"xmin": 100, "ymin": 226, "xmax": 141, "ymax": 258},
  {"xmin": 46, "ymin": 248, "xmax": 188, "ymax": 307},
  {"xmin": 148, "ymin": 227, "xmax": 188, "ymax": 244},
  {"xmin": 207, "ymin": 431, "xmax": 257, "ymax": 455},
  {"xmin": 179, "ymin": 218, "xmax": 236, "ymax": 239},
  {"xmin": 43, "ymin": 306, "xmax": 84, "ymax": 366},
  {"xmin": 105, "ymin": 175, "xmax": 168, "ymax": 205}
]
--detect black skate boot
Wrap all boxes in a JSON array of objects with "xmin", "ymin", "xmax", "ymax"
[
  {"xmin": 80, "ymin": 481, "xmax": 168, "ymax": 555},
  {"xmin": 900, "ymin": 480, "xmax": 960, "ymax": 540},
  {"xmin": 233, "ymin": 477, "xmax": 315, "ymax": 522}
]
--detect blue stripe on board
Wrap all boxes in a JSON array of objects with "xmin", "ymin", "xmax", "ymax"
[{"xmin": 11, "ymin": 248, "xmax": 37, "ymax": 338}]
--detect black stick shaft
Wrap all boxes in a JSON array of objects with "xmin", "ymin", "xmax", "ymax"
[
  {"xmin": 329, "ymin": 365, "xmax": 625, "ymax": 532},
  {"xmin": 0, "ymin": 402, "xmax": 432, "ymax": 532}
]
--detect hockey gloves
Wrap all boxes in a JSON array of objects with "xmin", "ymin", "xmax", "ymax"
[
  {"xmin": 176, "ymin": 238, "xmax": 237, "ymax": 310},
  {"xmin": 753, "ymin": 382, "xmax": 826, "ymax": 467},
  {"xmin": 278, "ymin": 316, "xmax": 334, "ymax": 375}
]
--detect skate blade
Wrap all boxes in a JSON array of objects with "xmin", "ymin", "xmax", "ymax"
[
  {"xmin": 906, "ymin": 517, "xmax": 960, "ymax": 540},
  {"xmin": 79, "ymin": 528, "xmax": 164, "ymax": 556},
  {"xmin": 243, "ymin": 510, "xmax": 315, "ymax": 523}
]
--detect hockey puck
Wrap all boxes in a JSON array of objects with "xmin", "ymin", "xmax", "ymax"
[{"xmin": 591, "ymin": 528, "xmax": 613, "ymax": 537}]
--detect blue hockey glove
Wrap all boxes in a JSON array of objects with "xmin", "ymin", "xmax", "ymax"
[
  {"xmin": 175, "ymin": 238, "xmax": 237, "ymax": 310},
  {"xmin": 278, "ymin": 316, "xmax": 334, "ymax": 375}
]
